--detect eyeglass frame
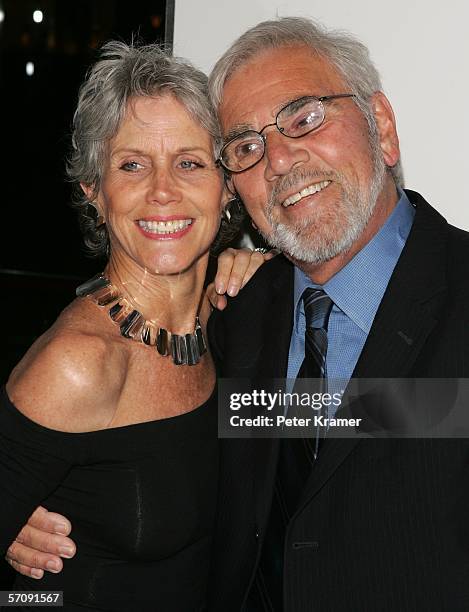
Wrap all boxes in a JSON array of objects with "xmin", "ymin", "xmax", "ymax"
[{"xmin": 216, "ymin": 93, "xmax": 356, "ymax": 173}]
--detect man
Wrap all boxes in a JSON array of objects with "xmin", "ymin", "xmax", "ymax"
[
  {"xmin": 8, "ymin": 17, "xmax": 469, "ymax": 611},
  {"xmin": 206, "ymin": 17, "xmax": 469, "ymax": 611}
]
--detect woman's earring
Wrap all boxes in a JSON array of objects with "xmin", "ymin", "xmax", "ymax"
[
  {"xmin": 88, "ymin": 202, "xmax": 105, "ymax": 228},
  {"xmin": 222, "ymin": 195, "xmax": 243, "ymax": 224},
  {"xmin": 222, "ymin": 206, "xmax": 232, "ymax": 223}
]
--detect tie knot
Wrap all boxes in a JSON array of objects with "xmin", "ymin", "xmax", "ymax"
[{"xmin": 302, "ymin": 288, "xmax": 333, "ymax": 331}]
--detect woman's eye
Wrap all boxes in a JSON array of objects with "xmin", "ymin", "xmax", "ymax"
[
  {"xmin": 179, "ymin": 160, "xmax": 203, "ymax": 170},
  {"xmin": 120, "ymin": 161, "xmax": 143, "ymax": 172}
]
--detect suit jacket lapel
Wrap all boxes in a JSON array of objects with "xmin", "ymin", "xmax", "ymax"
[{"xmin": 297, "ymin": 192, "xmax": 449, "ymax": 508}]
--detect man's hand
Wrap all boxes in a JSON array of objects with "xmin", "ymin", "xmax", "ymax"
[
  {"xmin": 207, "ymin": 247, "xmax": 277, "ymax": 310},
  {"xmin": 5, "ymin": 507, "xmax": 76, "ymax": 579}
]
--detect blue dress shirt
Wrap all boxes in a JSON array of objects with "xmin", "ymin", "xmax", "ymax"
[{"xmin": 286, "ymin": 190, "xmax": 416, "ymax": 413}]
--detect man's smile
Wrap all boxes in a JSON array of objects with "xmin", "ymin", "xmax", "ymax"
[{"xmin": 281, "ymin": 180, "xmax": 331, "ymax": 208}]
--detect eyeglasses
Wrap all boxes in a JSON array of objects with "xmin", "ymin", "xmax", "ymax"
[{"xmin": 217, "ymin": 93, "xmax": 356, "ymax": 173}]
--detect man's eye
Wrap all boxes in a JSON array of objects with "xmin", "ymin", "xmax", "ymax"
[
  {"xmin": 120, "ymin": 161, "xmax": 143, "ymax": 172},
  {"xmin": 295, "ymin": 113, "xmax": 315, "ymax": 128},
  {"xmin": 289, "ymin": 110, "xmax": 321, "ymax": 133},
  {"xmin": 179, "ymin": 160, "xmax": 203, "ymax": 170},
  {"xmin": 235, "ymin": 141, "xmax": 262, "ymax": 159}
]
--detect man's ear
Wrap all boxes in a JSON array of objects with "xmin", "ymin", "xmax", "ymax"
[{"xmin": 371, "ymin": 91, "xmax": 400, "ymax": 168}]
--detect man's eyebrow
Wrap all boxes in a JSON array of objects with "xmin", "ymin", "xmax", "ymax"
[{"xmin": 223, "ymin": 124, "xmax": 256, "ymax": 143}]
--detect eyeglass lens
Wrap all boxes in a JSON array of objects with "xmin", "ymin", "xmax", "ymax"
[{"xmin": 221, "ymin": 97, "xmax": 325, "ymax": 172}]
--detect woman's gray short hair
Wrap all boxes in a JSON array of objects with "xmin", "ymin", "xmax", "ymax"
[
  {"xmin": 68, "ymin": 40, "xmax": 221, "ymax": 257},
  {"xmin": 209, "ymin": 16, "xmax": 403, "ymax": 188}
]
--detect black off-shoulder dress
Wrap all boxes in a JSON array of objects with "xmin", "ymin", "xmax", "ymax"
[{"xmin": 0, "ymin": 386, "xmax": 218, "ymax": 611}]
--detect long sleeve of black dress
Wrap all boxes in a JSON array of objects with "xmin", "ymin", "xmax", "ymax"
[{"xmin": 0, "ymin": 386, "xmax": 78, "ymax": 555}]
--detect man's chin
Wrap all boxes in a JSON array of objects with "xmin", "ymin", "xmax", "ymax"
[{"xmin": 264, "ymin": 222, "xmax": 353, "ymax": 266}]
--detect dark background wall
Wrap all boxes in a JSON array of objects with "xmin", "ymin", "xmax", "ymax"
[
  {"xmin": 0, "ymin": 0, "xmax": 171, "ymax": 379},
  {"xmin": 0, "ymin": 0, "xmax": 172, "ymax": 586}
]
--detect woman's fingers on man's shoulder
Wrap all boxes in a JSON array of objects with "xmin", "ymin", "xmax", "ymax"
[{"xmin": 214, "ymin": 247, "xmax": 274, "ymax": 299}]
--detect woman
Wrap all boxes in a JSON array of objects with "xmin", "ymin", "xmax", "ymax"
[{"xmin": 1, "ymin": 41, "xmax": 262, "ymax": 611}]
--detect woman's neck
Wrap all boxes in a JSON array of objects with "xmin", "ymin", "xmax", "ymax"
[{"xmin": 105, "ymin": 252, "xmax": 209, "ymax": 334}]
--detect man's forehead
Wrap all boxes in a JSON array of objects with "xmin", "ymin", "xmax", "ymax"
[{"xmin": 218, "ymin": 46, "xmax": 343, "ymax": 137}]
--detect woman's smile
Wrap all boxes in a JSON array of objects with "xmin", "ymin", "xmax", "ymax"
[{"xmin": 136, "ymin": 217, "xmax": 194, "ymax": 240}]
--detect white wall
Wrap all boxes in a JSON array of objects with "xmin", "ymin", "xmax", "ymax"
[{"xmin": 174, "ymin": 0, "xmax": 469, "ymax": 230}]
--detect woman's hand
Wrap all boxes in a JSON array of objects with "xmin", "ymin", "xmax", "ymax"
[
  {"xmin": 207, "ymin": 247, "xmax": 278, "ymax": 310},
  {"xmin": 5, "ymin": 506, "xmax": 76, "ymax": 579}
]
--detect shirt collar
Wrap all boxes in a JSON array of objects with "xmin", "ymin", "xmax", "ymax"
[{"xmin": 293, "ymin": 189, "xmax": 416, "ymax": 333}]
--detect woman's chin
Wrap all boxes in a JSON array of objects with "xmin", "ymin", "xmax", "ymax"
[{"xmin": 141, "ymin": 253, "xmax": 205, "ymax": 277}]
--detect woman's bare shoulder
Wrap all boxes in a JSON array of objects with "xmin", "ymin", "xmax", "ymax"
[{"xmin": 6, "ymin": 299, "xmax": 127, "ymax": 432}]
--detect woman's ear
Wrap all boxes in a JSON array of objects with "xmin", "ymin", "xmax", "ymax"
[{"xmin": 80, "ymin": 182, "xmax": 96, "ymax": 203}]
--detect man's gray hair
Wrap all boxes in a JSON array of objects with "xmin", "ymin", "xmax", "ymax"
[
  {"xmin": 68, "ymin": 40, "xmax": 221, "ymax": 257},
  {"xmin": 209, "ymin": 16, "xmax": 403, "ymax": 187}
]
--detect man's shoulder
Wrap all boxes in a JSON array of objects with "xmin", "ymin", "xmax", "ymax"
[
  {"xmin": 208, "ymin": 254, "xmax": 293, "ymax": 363},
  {"xmin": 407, "ymin": 189, "xmax": 469, "ymax": 255},
  {"xmin": 407, "ymin": 190, "xmax": 469, "ymax": 238},
  {"xmin": 446, "ymin": 222, "xmax": 469, "ymax": 251},
  {"xmin": 227, "ymin": 253, "xmax": 292, "ymax": 309},
  {"xmin": 407, "ymin": 189, "xmax": 469, "ymax": 301},
  {"xmin": 445, "ymin": 223, "xmax": 469, "ymax": 301}
]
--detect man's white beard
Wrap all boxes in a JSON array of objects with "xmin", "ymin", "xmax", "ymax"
[{"xmin": 260, "ymin": 144, "xmax": 387, "ymax": 265}]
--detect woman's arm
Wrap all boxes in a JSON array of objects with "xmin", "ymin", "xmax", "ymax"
[
  {"xmin": 4, "ymin": 321, "xmax": 116, "ymax": 578},
  {"xmin": 0, "ymin": 386, "xmax": 77, "ymax": 557}
]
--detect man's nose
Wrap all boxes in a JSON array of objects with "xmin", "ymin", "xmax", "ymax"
[{"xmin": 263, "ymin": 129, "xmax": 310, "ymax": 181}]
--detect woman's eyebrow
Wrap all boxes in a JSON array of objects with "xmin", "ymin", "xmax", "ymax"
[
  {"xmin": 110, "ymin": 147, "xmax": 147, "ymax": 157},
  {"xmin": 110, "ymin": 146, "xmax": 211, "ymax": 157},
  {"xmin": 176, "ymin": 146, "xmax": 212, "ymax": 155}
]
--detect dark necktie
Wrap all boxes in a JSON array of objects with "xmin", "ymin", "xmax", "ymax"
[
  {"xmin": 295, "ymin": 288, "xmax": 334, "ymax": 460},
  {"xmin": 298, "ymin": 287, "xmax": 334, "ymax": 379},
  {"xmin": 251, "ymin": 288, "xmax": 333, "ymax": 611}
]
